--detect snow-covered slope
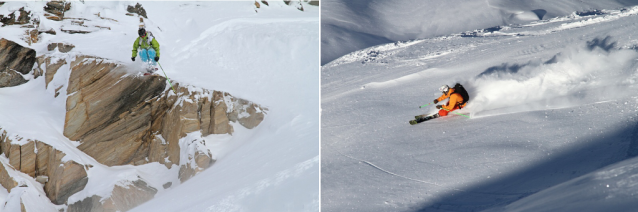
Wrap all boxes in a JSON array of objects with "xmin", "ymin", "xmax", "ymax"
[
  {"xmin": 1, "ymin": 1, "xmax": 318, "ymax": 211},
  {"xmin": 322, "ymin": 0, "xmax": 638, "ymax": 65},
  {"xmin": 322, "ymin": 4, "xmax": 638, "ymax": 212}
]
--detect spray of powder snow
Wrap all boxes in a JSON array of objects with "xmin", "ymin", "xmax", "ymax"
[{"xmin": 463, "ymin": 37, "xmax": 638, "ymax": 118}]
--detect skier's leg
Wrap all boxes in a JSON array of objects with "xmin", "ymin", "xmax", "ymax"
[
  {"xmin": 438, "ymin": 105, "xmax": 460, "ymax": 117},
  {"xmin": 139, "ymin": 49, "xmax": 149, "ymax": 62},
  {"xmin": 148, "ymin": 49, "xmax": 157, "ymax": 65}
]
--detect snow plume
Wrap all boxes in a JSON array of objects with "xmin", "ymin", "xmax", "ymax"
[{"xmin": 466, "ymin": 36, "xmax": 638, "ymax": 117}]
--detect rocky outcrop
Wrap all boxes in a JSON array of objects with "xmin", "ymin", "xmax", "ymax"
[
  {"xmin": 47, "ymin": 42, "xmax": 75, "ymax": 53},
  {"xmin": 0, "ymin": 160, "xmax": 18, "ymax": 192},
  {"xmin": 127, "ymin": 3, "xmax": 148, "ymax": 19},
  {"xmin": 64, "ymin": 56, "xmax": 166, "ymax": 166},
  {"xmin": 41, "ymin": 57, "xmax": 67, "ymax": 89},
  {"xmin": 68, "ymin": 179, "xmax": 157, "ymax": 212},
  {"xmin": 62, "ymin": 56, "xmax": 266, "ymax": 168},
  {"xmin": 0, "ymin": 7, "xmax": 30, "ymax": 26},
  {"xmin": 0, "ymin": 38, "xmax": 36, "ymax": 88},
  {"xmin": 0, "ymin": 129, "xmax": 88, "ymax": 205},
  {"xmin": 44, "ymin": 1, "xmax": 70, "ymax": 21}
]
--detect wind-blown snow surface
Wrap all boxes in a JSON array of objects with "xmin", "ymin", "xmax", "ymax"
[
  {"xmin": 0, "ymin": 1, "xmax": 318, "ymax": 211},
  {"xmin": 321, "ymin": 0, "xmax": 638, "ymax": 65},
  {"xmin": 322, "ymin": 5, "xmax": 638, "ymax": 212}
]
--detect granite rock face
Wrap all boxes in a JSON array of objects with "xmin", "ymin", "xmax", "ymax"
[
  {"xmin": 0, "ymin": 38, "xmax": 36, "ymax": 88},
  {"xmin": 0, "ymin": 129, "xmax": 88, "ymax": 205},
  {"xmin": 67, "ymin": 179, "xmax": 158, "ymax": 212},
  {"xmin": 62, "ymin": 56, "xmax": 266, "ymax": 168}
]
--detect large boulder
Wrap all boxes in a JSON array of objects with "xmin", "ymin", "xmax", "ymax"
[{"xmin": 0, "ymin": 38, "xmax": 36, "ymax": 88}]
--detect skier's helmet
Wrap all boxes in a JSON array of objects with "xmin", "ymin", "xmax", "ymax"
[
  {"xmin": 138, "ymin": 28, "xmax": 146, "ymax": 37},
  {"xmin": 439, "ymin": 85, "xmax": 450, "ymax": 94}
]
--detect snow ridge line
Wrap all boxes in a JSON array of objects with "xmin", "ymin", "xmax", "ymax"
[{"xmin": 326, "ymin": 143, "xmax": 465, "ymax": 192}]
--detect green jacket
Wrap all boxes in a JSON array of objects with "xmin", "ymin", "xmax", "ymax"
[{"xmin": 132, "ymin": 34, "xmax": 160, "ymax": 57}]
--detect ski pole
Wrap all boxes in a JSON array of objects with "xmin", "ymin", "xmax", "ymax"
[
  {"xmin": 442, "ymin": 108, "xmax": 470, "ymax": 118},
  {"xmin": 156, "ymin": 61, "xmax": 177, "ymax": 94},
  {"xmin": 419, "ymin": 103, "xmax": 432, "ymax": 108}
]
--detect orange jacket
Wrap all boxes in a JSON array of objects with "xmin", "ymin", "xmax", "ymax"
[{"xmin": 436, "ymin": 88, "xmax": 466, "ymax": 110}]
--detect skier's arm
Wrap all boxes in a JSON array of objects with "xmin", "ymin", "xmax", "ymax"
[
  {"xmin": 151, "ymin": 38, "xmax": 160, "ymax": 57},
  {"xmin": 132, "ymin": 37, "xmax": 140, "ymax": 58},
  {"xmin": 443, "ymin": 94, "xmax": 459, "ymax": 110},
  {"xmin": 436, "ymin": 91, "xmax": 451, "ymax": 103}
]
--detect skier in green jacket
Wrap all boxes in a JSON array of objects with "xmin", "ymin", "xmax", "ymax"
[{"xmin": 132, "ymin": 28, "xmax": 160, "ymax": 71}]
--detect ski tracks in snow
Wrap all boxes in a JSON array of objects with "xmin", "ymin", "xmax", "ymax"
[{"xmin": 325, "ymin": 142, "xmax": 466, "ymax": 192}]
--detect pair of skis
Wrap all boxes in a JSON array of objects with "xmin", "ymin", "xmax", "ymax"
[
  {"xmin": 409, "ymin": 103, "xmax": 470, "ymax": 125},
  {"xmin": 409, "ymin": 103, "xmax": 437, "ymax": 125}
]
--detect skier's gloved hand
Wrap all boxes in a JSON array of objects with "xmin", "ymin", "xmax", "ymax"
[
  {"xmin": 436, "ymin": 105, "xmax": 442, "ymax": 109},
  {"xmin": 154, "ymin": 56, "xmax": 159, "ymax": 62},
  {"xmin": 433, "ymin": 99, "xmax": 439, "ymax": 104},
  {"xmin": 131, "ymin": 57, "xmax": 135, "ymax": 61}
]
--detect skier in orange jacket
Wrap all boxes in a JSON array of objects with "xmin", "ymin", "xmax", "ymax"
[
  {"xmin": 434, "ymin": 84, "xmax": 467, "ymax": 117},
  {"xmin": 411, "ymin": 83, "xmax": 469, "ymax": 124}
]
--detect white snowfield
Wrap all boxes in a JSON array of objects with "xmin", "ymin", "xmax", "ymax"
[
  {"xmin": 322, "ymin": 4, "xmax": 638, "ymax": 212},
  {"xmin": 0, "ymin": 1, "xmax": 318, "ymax": 212},
  {"xmin": 321, "ymin": 0, "xmax": 638, "ymax": 65}
]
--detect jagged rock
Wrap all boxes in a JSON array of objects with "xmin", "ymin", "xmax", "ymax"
[
  {"xmin": 44, "ymin": 1, "xmax": 70, "ymax": 20},
  {"xmin": 60, "ymin": 55, "xmax": 264, "ymax": 182},
  {"xmin": 47, "ymin": 43, "xmax": 57, "ymax": 51},
  {"xmin": 0, "ymin": 38, "xmax": 36, "ymax": 87},
  {"xmin": 44, "ymin": 152, "xmax": 88, "ymax": 204},
  {"xmin": 212, "ymin": 91, "xmax": 233, "ymax": 134},
  {"xmin": 308, "ymin": 0, "xmax": 319, "ymax": 6},
  {"xmin": 195, "ymin": 151, "xmax": 214, "ymax": 169},
  {"xmin": 284, "ymin": 0, "xmax": 291, "ymax": 5},
  {"xmin": 178, "ymin": 150, "xmax": 215, "ymax": 182},
  {"xmin": 0, "ymin": 69, "xmax": 28, "ymax": 88},
  {"xmin": 178, "ymin": 164, "xmax": 196, "ymax": 183},
  {"xmin": 261, "ymin": 0, "xmax": 269, "ymax": 6},
  {"xmin": 19, "ymin": 140, "xmax": 36, "ymax": 177},
  {"xmin": 0, "ymin": 7, "xmax": 30, "ymax": 26},
  {"xmin": 44, "ymin": 14, "xmax": 62, "ymax": 21},
  {"xmin": 58, "ymin": 43, "xmax": 74, "ymax": 52},
  {"xmin": 43, "ymin": 57, "xmax": 67, "ymax": 88},
  {"xmin": 0, "ymin": 160, "xmax": 18, "ymax": 192},
  {"xmin": 60, "ymin": 29, "xmax": 92, "ymax": 34},
  {"xmin": 64, "ymin": 56, "xmax": 166, "ymax": 166},
  {"xmin": 0, "ymin": 129, "xmax": 88, "ymax": 204},
  {"xmin": 255, "ymin": 1, "xmax": 261, "ymax": 8},
  {"xmin": 229, "ymin": 99, "xmax": 266, "ymax": 129},
  {"xmin": 162, "ymin": 182, "xmax": 172, "ymax": 189},
  {"xmin": 47, "ymin": 42, "xmax": 75, "ymax": 53},
  {"xmin": 25, "ymin": 29, "xmax": 38, "ymax": 45},
  {"xmin": 68, "ymin": 179, "xmax": 157, "ymax": 212},
  {"xmin": 127, "ymin": 3, "xmax": 148, "ymax": 19},
  {"xmin": 0, "ymin": 38, "xmax": 36, "ymax": 73}
]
